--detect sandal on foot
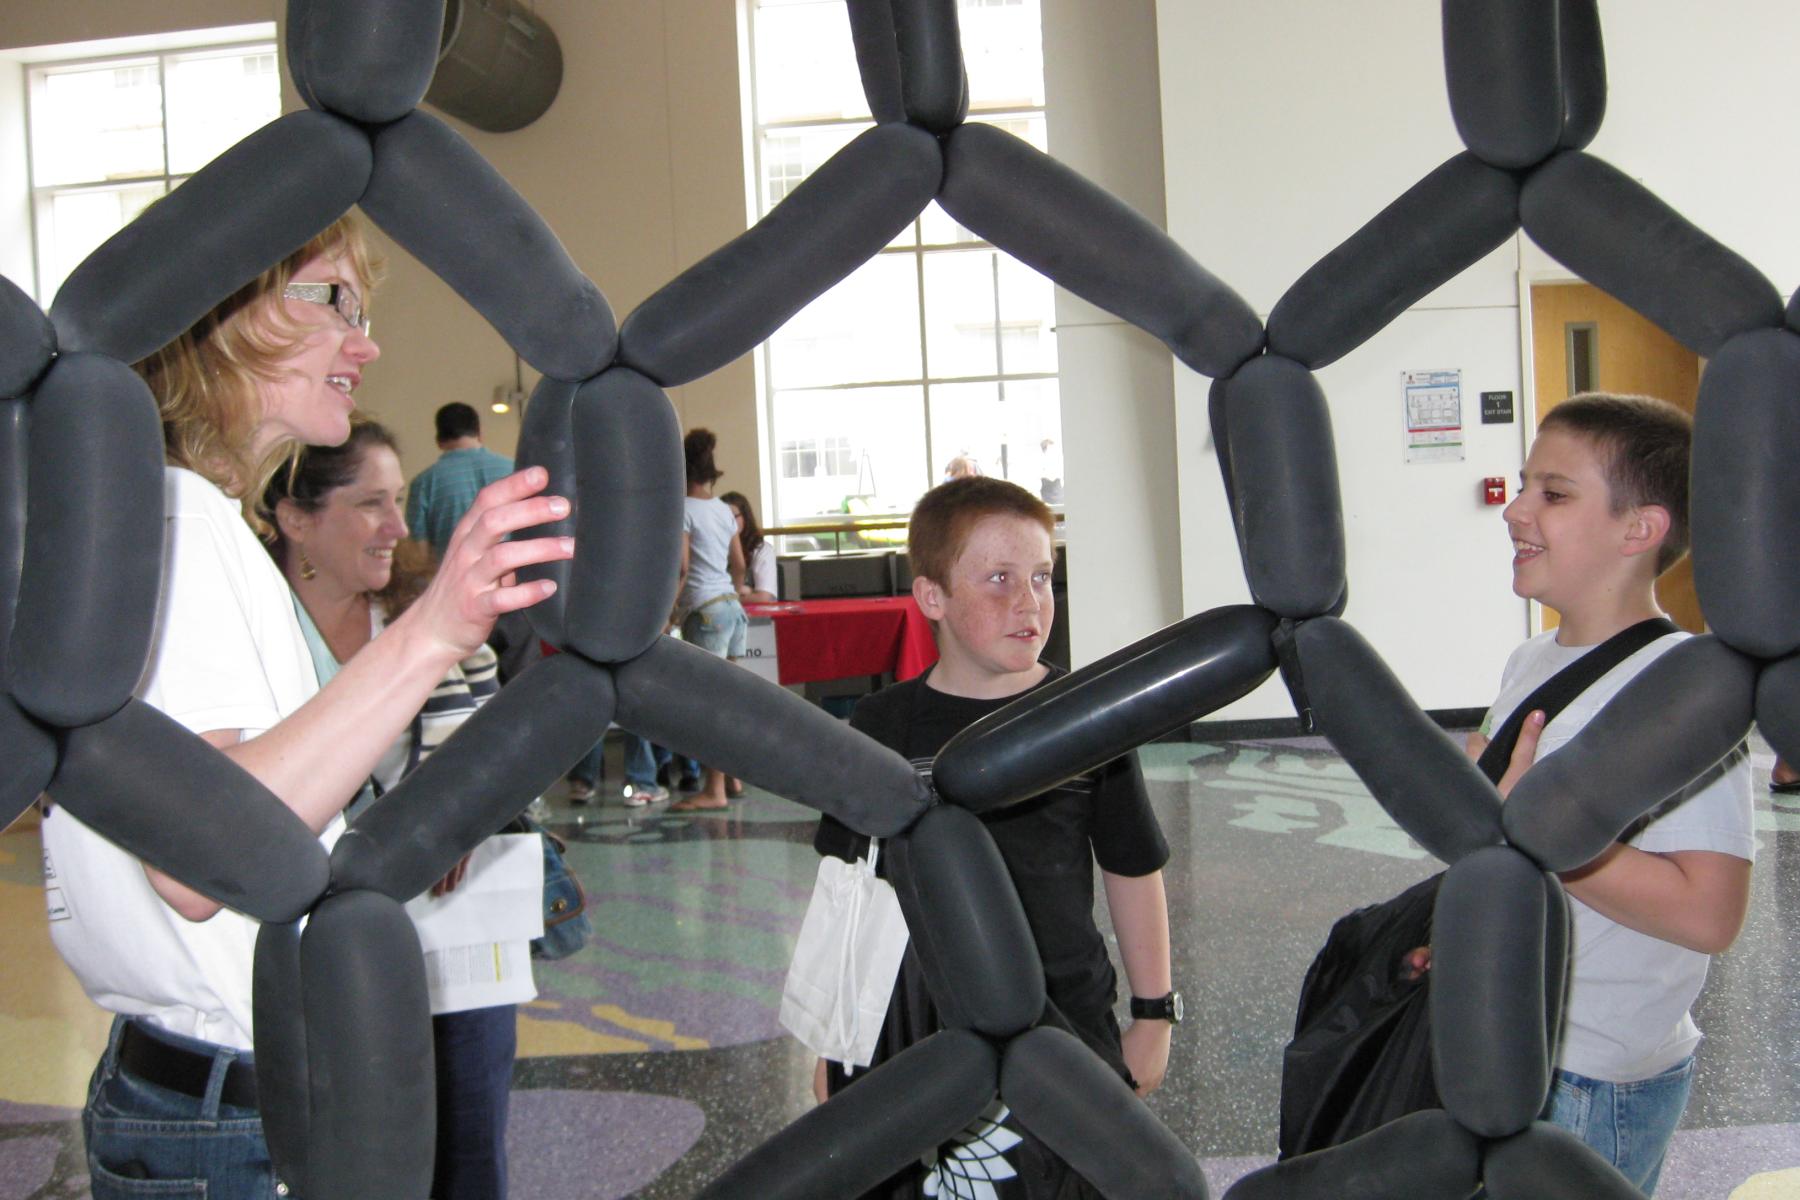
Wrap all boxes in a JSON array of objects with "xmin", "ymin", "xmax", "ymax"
[{"xmin": 668, "ymin": 797, "xmax": 730, "ymax": 812}]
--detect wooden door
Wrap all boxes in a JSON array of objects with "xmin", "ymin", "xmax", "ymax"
[{"xmin": 1527, "ymin": 282, "xmax": 1705, "ymax": 633}]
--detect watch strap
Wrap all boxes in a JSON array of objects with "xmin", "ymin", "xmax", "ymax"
[{"xmin": 1130, "ymin": 991, "xmax": 1181, "ymax": 1023}]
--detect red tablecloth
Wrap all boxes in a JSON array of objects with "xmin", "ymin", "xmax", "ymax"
[{"xmin": 744, "ymin": 596, "xmax": 939, "ymax": 685}]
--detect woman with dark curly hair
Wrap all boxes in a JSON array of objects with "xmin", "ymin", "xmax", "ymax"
[{"xmin": 264, "ymin": 418, "xmax": 530, "ymax": 1200}]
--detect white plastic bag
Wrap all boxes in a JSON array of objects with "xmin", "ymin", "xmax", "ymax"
[{"xmin": 779, "ymin": 839, "xmax": 911, "ymax": 1068}]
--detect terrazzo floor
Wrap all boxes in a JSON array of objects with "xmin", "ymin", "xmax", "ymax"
[{"xmin": 1, "ymin": 732, "xmax": 1795, "ymax": 1198}]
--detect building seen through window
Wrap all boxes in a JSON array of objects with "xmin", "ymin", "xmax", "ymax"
[
  {"xmin": 747, "ymin": 0, "xmax": 1064, "ymax": 527},
  {"xmin": 25, "ymin": 38, "xmax": 279, "ymax": 304}
]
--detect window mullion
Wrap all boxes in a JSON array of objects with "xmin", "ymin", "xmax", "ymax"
[
  {"xmin": 157, "ymin": 51, "xmax": 172, "ymax": 190},
  {"xmin": 916, "ymin": 241, "xmax": 934, "ymax": 488}
]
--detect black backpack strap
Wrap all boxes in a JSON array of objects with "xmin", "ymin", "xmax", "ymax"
[{"xmin": 1475, "ymin": 616, "xmax": 1679, "ymax": 785}]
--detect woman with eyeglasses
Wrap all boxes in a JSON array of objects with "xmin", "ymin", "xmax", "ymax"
[{"xmin": 40, "ymin": 214, "xmax": 572, "ymax": 1199}]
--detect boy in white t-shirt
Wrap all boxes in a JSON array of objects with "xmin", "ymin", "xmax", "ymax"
[{"xmin": 1471, "ymin": 393, "xmax": 1754, "ymax": 1195}]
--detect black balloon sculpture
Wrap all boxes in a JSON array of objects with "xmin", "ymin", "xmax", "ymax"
[{"xmin": 1, "ymin": 1, "xmax": 1792, "ymax": 1197}]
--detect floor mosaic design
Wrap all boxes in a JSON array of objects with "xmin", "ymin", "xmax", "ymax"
[{"xmin": 2, "ymin": 733, "xmax": 1794, "ymax": 1197}]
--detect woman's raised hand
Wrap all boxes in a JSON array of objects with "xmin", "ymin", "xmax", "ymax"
[{"xmin": 408, "ymin": 466, "xmax": 573, "ymax": 661}]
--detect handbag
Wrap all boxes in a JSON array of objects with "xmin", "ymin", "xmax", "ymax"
[
  {"xmin": 1278, "ymin": 617, "xmax": 1677, "ymax": 1158},
  {"xmin": 505, "ymin": 812, "xmax": 592, "ymax": 961},
  {"xmin": 779, "ymin": 838, "xmax": 911, "ymax": 1068}
]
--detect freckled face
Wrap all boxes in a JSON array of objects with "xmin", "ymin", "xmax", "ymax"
[
  {"xmin": 1501, "ymin": 427, "xmax": 1633, "ymax": 612},
  {"xmin": 292, "ymin": 445, "xmax": 408, "ymax": 595},
  {"xmin": 250, "ymin": 252, "xmax": 380, "ymax": 458},
  {"xmin": 923, "ymin": 514, "xmax": 1054, "ymax": 681}
]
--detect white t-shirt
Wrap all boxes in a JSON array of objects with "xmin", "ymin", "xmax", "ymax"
[
  {"xmin": 1481, "ymin": 628, "xmax": 1755, "ymax": 1082},
  {"xmin": 747, "ymin": 541, "xmax": 777, "ymax": 598},
  {"xmin": 42, "ymin": 467, "xmax": 332, "ymax": 1051},
  {"xmin": 680, "ymin": 495, "xmax": 738, "ymax": 613}
]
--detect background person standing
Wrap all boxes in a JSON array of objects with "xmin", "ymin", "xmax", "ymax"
[{"xmin": 407, "ymin": 402, "xmax": 515, "ymax": 560}]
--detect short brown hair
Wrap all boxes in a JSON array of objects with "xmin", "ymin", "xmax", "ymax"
[
  {"xmin": 136, "ymin": 212, "xmax": 383, "ymax": 532},
  {"xmin": 1540, "ymin": 392, "xmax": 1691, "ymax": 575},
  {"xmin": 908, "ymin": 476, "xmax": 1053, "ymax": 588}
]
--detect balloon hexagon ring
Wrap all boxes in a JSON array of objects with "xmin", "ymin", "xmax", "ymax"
[{"xmin": 2, "ymin": 2, "xmax": 1792, "ymax": 1196}]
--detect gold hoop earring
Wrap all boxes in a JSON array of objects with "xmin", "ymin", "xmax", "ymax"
[{"xmin": 299, "ymin": 550, "xmax": 317, "ymax": 581}]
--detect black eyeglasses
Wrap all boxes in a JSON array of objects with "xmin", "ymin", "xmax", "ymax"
[{"xmin": 282, "ymin": 282, "xmax": 371, "ymax": 336}]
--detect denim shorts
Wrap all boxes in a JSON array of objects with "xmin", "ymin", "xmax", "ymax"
[
  {"xmin": 1541, "ymin": 1056, "xmax": 1695, "ymax": 1196},
  {"xmin": 84, "ymin": 1016, "xmax": 283, "ymax": 1199},
  {"xmin": 682, "ymin": 595, "xmax": 747, "ymax": 658}
]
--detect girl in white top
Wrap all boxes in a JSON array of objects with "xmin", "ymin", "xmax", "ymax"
[
  {"xmin": 669, "ymin": 428, "xmax": 746, "ymax": 812},
  {"xmin": 41, "ymin": 214, "xmax": 571, "ymax": 1199}
]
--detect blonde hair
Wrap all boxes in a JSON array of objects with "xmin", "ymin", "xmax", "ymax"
[{"xmin": 134, "ymin": 213, "xmax": 383, "ymax": 535}]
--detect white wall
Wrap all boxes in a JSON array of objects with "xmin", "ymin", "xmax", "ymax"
[
  {"xmin": 1157, "ymin": 0, "xmax": 1800, "ymax": 718},
  {"xmin": 1041, "ymin": 0, "xmax": 1184, "ymax": 666}
]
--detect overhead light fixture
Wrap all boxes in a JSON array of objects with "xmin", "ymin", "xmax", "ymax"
[{"xmin": 492, "ymin": 353, "xmax": 526, "ymax": 415}]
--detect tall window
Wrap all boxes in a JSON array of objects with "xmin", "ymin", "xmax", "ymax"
[
  {"xmin": 746, "ymin": 0, "xmax": 1064, "ymax": 524},
  {"xmin": 25, "ymin": 40, "xmax": 280, "ymax": 304}
]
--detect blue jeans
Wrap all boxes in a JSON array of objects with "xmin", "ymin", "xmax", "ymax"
[
  {"xmin": 432, "ymin": 1005, "xmax": 517, "ymax": 1200},
  {"xmin": 682, "ymin": 596, "xmax": 747, "ymax": 658},
  {"xmin": 570, "ymin": 732, "xmax": 693, "ymax": 787},
  {"xmin": 568, "ymin": 736, "xmax": 608, "ymax": 787},
  {"xmin": 623, "ymin": 733, "xmax": 658, "ymax": 787},
  {"xmin": 84, "ymin": 1016, "xmax": 281, "ymax": 1199},
  {"xmin": 1542, "ymin": 1057, "xmax": 1694, "ymax": 1195}
]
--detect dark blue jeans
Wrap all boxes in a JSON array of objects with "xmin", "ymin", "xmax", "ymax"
[
  {"xmin": 84, "ymin": 1016, "xmax": 281, "ymax": 1199},
  {"xmin": 432, "ymin": 1005, "xmax": 518, "ymax": 1200}
]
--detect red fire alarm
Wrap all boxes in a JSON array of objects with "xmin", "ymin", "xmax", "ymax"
[{"xmin": 1482, "ymin": 477, "xmax": 1507, "ymax": 505}]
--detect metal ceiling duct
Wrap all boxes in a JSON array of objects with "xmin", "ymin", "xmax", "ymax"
[{"xmin": 425, "ymin": 0, "xmax": 564, "ymax": 133}]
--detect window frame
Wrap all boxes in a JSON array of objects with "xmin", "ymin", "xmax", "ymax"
[
  {"xmin": 22, "ymin": 37, "xmax": 279, "ymax": 305},
  {"xmin": 743, "ymin": 0, "xmax": 1060, "ymax": 528}
]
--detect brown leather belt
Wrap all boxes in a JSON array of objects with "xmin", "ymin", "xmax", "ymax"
[{"xmin": 117, "ymin": 1019, "xmax": 259, "ymax": 1110}]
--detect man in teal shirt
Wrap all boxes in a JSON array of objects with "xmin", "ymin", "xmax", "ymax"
[{"xmin": 406, "ymin": 403, "xmax": 516, "ymax": 559}]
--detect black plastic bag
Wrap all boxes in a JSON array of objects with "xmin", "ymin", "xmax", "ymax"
[{"xmin": 1278, "ymin": 871, "xmax": 1441, "ymax": 1156}]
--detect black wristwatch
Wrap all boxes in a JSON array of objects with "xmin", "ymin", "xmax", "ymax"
[{"xmin": 1130, "ymin": 991, "xmax": 1183, "ymax": 1025}]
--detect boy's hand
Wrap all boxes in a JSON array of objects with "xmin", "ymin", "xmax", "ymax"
[
  {"xmin": 1494, "ymin": 710, "xmax": 1546, "ymax": 799},
  {"xmin": 1121, "ymin": 1019, "xmax": 1171, "ymax": 1098},
  {"xmin": 813, "ymin": 1057, "xmax": 829, "ymax": 1104}
]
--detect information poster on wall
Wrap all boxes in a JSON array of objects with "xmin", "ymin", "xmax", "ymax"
[{"xmin": 1401, "ymin": 368, "xmax": 1464, "ymax": 463}]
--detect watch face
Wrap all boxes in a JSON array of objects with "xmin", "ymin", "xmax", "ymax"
[{"xmin": 1170, "ymin": 991, "xmax": 1184, "ymax": 1024}]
